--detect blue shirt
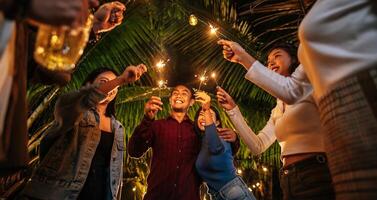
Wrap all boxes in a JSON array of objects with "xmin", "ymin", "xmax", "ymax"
[{"xmin": 195, "ymin": 124, "xmax": 237, "ymax": 191}]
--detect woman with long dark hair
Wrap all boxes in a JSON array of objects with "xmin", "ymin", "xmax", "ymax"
[
  {"xmin": 194, "ymin": 91, "xmax": 256, "ymax": 200},
  {"xmin": 21, "ymin": 65, "xmax": 147, "ymax": 200},
  {"xmin": 216, "ymin": 43, "xmax": 334, "ymax": 200}
]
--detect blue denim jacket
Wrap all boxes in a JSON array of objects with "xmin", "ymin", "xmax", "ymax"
[{"xmin": 21, "ymin": 85, "xmax": 125, "ymax": 200}]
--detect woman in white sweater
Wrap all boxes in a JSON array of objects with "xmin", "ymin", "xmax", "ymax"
[{"xmin": 216, "ymin": 44, "xmax": 334, "ymax": 200}]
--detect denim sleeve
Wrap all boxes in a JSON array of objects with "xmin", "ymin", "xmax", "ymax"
[
  {"xmin": 205, "ymin": 124, "xmax": 225, "ymax": 154},
  {"xmin": 53, "ymin": 84, "xmax": 106, "ymax": 129}
]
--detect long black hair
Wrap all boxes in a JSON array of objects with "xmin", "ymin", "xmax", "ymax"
[
  {"xmin": 193, "ymin": 106, "xmax": 223, "ymax": 138},
  {"xmin": 267, "ymin": 43, "xmax": 299, "ymax": 75},
  {"xmin": 82, "ymin": 67, "xmax": 120, "ymax": 117}
]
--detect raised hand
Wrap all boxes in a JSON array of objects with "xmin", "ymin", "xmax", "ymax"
[
  {"xmin": 92, "ymin": 1, "xmax": 126, "ymax": 33},
  {"xmin": 194, "ymin": 91, "xmax": 211, "ymax": 110},
  {"xmin": 217, "ymin": 39, "xmax": 256, "ymax": 69},
  {"xmin": 144, "ymin": 96, "xmax": 163, "ymax": 119},
  {"xmin": 216, "ymin": 87, "xmax": 236, "ymax": 111},
  {"xmin": 120, "ymin": 64, "xmax": 147, "ymax": 84},
  {"xmin": 28, "ymin": 0, "xmax": 98, "ymax": 26},
  {"xmin": 217, "ymin": 127, "xmax": 237, "ymax": 142}
]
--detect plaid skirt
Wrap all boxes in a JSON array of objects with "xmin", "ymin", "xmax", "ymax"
[{"xmin": 318, "ymin": 66, "xmax": 377, "ymax": 199}]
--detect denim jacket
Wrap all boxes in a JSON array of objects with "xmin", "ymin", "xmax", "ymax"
[{"xmin": 22, "ymin": 85, "xmax": 125, "ymax": 200}]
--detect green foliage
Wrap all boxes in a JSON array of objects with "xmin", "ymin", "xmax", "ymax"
[{"xmin": 27, "ymin": 0, "xmax": 313, "ymax": 199}]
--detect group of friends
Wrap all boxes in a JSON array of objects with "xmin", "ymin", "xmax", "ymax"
[{"xmin": 1, "ymin": 0, "xmax": 377, "ymax": 200}]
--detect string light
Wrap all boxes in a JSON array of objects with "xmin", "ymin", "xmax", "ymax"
[
  {"xmin": 248, "ymin": 187, "xmax": 252, "ymax": 192},
  {"xmin": 132, "ymin": 187, "xmax": 136, "ymax": 192},
  {"xmin": 256, "ymin": 182, "xmax": 260, "ymax": 187},
  {"xmin": 189, "ymin": 14, "xmax": 198, "ymax": 26},
  {"xmin": 237, "ymin": 168, "xmax": 242, "ymax": 175},
  {"xmin": 262, "ymin": 166, "xmax": 268, "ymax": 172}
]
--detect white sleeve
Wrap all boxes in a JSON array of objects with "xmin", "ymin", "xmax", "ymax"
[
  {"xmin": 245, "ymin": 61, "xmax": 312, "ymax": 104},
  {"xmin": 226, "ymin": 106, "xmax": 277, "ymax": 155}
]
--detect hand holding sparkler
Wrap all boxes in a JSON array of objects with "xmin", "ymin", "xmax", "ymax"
[
  {"xmin": 144, "ymin": 96, "xmax": 163, "ymax": 119},
  {"xmin": 194, "ymin": 91, "xmax": 211, "ymax": 111},
  {"xmin": 216, "ymin": 86, "xmax": 236, "ymax": 111},
  {"xmin": 217, "ymin": 39, "xmax": 256, "ymax": 70},
  {"xmin": 120, "ymin": 64, "xmax": 147, "ymax": 83}
]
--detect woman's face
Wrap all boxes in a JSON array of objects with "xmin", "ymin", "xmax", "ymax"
[
  {"xmin": 93, "ymin": 71, "xmax": 118, "ymax": 104},
  {"xmin": 197, "ymin": 109, "xmax": 219, "ymax": 132},
  {"xmin": 267, "ymin": 48, "xmax": 292, "ymax": 77}
]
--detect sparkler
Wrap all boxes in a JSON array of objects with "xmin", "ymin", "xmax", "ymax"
[
  {"xmin": 210, "ymin": 72, "xmax": 219, "ymax": 86},
  {"xmin": 157, "ymin": 79, "xmax": 168, "ymax": 97},
  {"xmin": 155, "ymin": 58, "xmax": 169, "ymax": 97},
  {"xmin": 155, "ymin": 59, "xmax": 169, "ymax": 71},
  {"xmin": 195, "ymin": 70, "xmax": 209, "ymax": 91},
  {"xmin": 209, "ymin": 24, "xmax": 219, "ymax": 37}
]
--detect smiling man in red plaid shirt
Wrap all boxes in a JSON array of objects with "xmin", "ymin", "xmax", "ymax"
[{"xmin": 128, "ymin": 85, "xmax": 201, "ymax": 200}]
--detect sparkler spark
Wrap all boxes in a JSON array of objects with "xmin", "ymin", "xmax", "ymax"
[
  {"xmin": 195, "ymin": 70, "xmax": 209, "ymax": 90},
  {"xmin": 211, "ymin": 72, "xmax": 219, "ymax": 86},
  {"xmin": 209, "ymin": 24, "xmax": 218, "ymax": 35},
  {"xmin": 158, "ymin": 80, "xmax": 168, "ymax": 88},
  {"xmin": 155, "ymin": 59, "xmax": 169, "ymax": 71}
]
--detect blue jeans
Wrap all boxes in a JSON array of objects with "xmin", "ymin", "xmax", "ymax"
[{"xmin": 208, "ymin": 177, "xmax": 256, "ymax": 200}]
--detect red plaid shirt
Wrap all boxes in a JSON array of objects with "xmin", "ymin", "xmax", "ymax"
[{"xmin": 128, "ymin": 116, "xmax": 201, "ymax": 200}]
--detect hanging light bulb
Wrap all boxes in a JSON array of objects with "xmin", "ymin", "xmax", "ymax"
[{"xmin": 189, "ymin": 14, "xmax": 198, "ymax": 26}]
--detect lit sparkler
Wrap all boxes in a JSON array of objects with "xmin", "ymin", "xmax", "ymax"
[
  {"xmin": 210, "ymin": 72, "xmax": 219, "ymax": 86},
  {"xmin": 195, "ymin": 70, "xmax": 209, "ymax": 91}
]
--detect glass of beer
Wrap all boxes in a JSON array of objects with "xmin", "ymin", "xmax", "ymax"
[{"xmin": 34, "ymin": 14, "xmax": 94, "ymax": 71}]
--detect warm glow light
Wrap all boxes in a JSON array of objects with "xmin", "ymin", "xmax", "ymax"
[
  {"xmin": 237, "ymin": 169, "xmax": 242, "ymax": 175},
  {"xmin": 132, "ymin": 187, "xmax": 136, "ymax": 192},
  {"xmin": 211, "ymin": 72, "xmax": 216, "ymax": 78},
  {"xmin": 189, "ymin": 14, "xmax": 198, "ymax": 26},
  {"xmin": 209, "ymin": 24, "xmax": 218, "ymax": 35},
  {"xmin": 158, "ymin": 80, "xmax": 164, "ymax": 87},
  {"xmin": 252, "ymin": 185, "xmax": 256, "ymax": 188},
  {"xmin": 262, "ymin": 166, "xmax": 268, "ymax": 172},
  {"xmin": 158, "ymin": 80, "xmax": 167, "ymax": 88},
  {"xmin": 248, "ymin": 187, "xmax": 252, "ymax": 192},
  {"xmin": 196, "ymin": 70, "xmax": 209, "ymax": 90},
  {"xmin": 256, "ymin": 182, "xmax": 260, "ymax": 187},
  {"xmin": 156, "ymin": 60, "xmax": 166, "ymax": 70}
]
